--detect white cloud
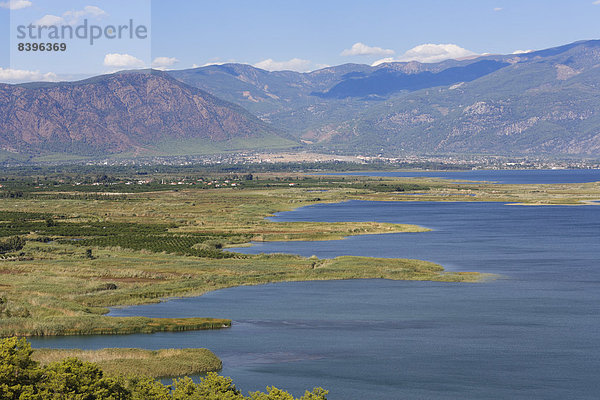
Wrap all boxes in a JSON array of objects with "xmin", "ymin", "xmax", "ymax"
[
  {"xmin": 593, "ymin": 0, "xmax": 600, "ymax": 5},
  {"xmin": 73, "ymin": 5, "xmax": 106, "ymax": 18},
  {"xmin": 193, "ymin": 61, "xmax": 227, "ymax": 68},
  {"xmin": 512, "ymin": 49, "xmax": 533, "ymax": 54},
  {"xmin": 254, "ymin": 58, "xmax": 312, "ymax": 72},
  {"xmin": 103, "ymin": 53, "xmax": 145, "ymax": 68},
  {"xmin": 35, "ymin": 5, "xmax": 108, "ymax": 26},
  {"xmin": 193, "ymin": 57, "xmax": 240, "ymax": 68},
  {"xmin": 494, "ymin": 7, "xmax": 503, "ymax": 11},
  {"xmin": 152, "ymin": 57, "xmax": 179, "ymax": 70},
  {"xmin": 0, "ymin": 0, "xmax": 32, "ymax": 10},
  {"xmin": 0, "ymin": 67, "xmax": 58, "ymax": 82},
  {"xmin": 372, "ymin": 43, "xmax": 477, "ymax": 65},
  {"xmin": 341, "ymin": 42, "xmax": 395, "ymax": 57},
  {"xmin": 63, "ymin": 5, "xmax": 107, "ymax": 24},
  {"xmin": 35, "ymin": 14, "xmax": 65, "ymax": 26},
  {"xmin": 371, "ymin": 57, "xmax": 395, "ymax": 66}
]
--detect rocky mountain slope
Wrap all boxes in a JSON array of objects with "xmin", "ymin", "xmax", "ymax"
[
  {"xmin": 169, "ymin": 40, "xmax": 600, "ymax": 156},
  {"xmin": 325, "ymin": 40, "xmax": 600, "ymax": 155},
  {"xmin": 0, "ymin": 70, "xmax": 294, "ymax": 158},
  {"xmin": 2, "ymin": 40, "xmax": 600, "ymax": 159}
]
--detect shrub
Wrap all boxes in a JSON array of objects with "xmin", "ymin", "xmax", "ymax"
[{"xmin": 0, "ymin": 236, "xmax": 26, "ymax": 254}]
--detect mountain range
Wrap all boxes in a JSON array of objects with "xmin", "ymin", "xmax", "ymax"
[
  {"xmin": 0, "ymin": 70, "xmax": 294, "ymax": 160},
  {"xmin": 2, "ymin": 39, "xmax": 600, "ymax": 160}
]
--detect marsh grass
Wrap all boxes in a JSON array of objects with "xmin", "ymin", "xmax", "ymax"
[
  {"xmin": 32, "ymin": 347, "xmax": 222, "ymax": 377},
  {"xmin": 0, "ymin": 242, "xmax": 482, "ymax": 337},
  {"xmin": 0, "ymin": 315, "xmax": 230, "ymax": 337},
  {"xmin": 5, "ymin": 176, "xmax": 579, "ymax": 337}
]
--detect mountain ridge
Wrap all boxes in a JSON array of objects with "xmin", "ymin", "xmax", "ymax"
[
  {"xmin": 168, "ymin": 39, "xmax": 600, "ymax": 156},
  {"xmin": 2, "ymin": 39, "xmax": 600, "ymax": 160},
  {"xmin": 0, "ymin": 70, "xmax": 296, "ymax": 158}
]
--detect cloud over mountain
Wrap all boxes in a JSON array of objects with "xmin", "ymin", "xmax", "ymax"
[
  {"xmin": 0, "ymin": 67, "xmax": 58, "ymax": 82},
  {"xmin": 341, "ymin": 42, "xmax": 395, "ymax": 57},
  {"xmin": 254, "ymin": 58, "xmax": 312, "ymax": 72},
  {"xmin": 104, "ymin": 53, "xmax": 146, "ymax": 68},
  {"xmin": 373, "ymin": 43, "xmax": 477, "ymax": 65},
  {"xmin": 152, "ymin": 57, "xmax": 179, "ymax": 70}
]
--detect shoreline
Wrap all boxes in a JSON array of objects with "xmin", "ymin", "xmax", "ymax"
[
  {"xmin": 5, "ymin": 253, "xmax": 486, "ymax": 338},
  {"xmin": 8, "ymin": 176, "xmax": 596, "ymax": 338}
]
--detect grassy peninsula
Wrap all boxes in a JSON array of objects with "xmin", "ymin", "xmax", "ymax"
[
  {"xmin": 32, "ymin": 347, "xmax": 222, "ymax": 378},
  {"xmin": 3, "ymin": 169, "xmax": 597, "ymax": 337}
]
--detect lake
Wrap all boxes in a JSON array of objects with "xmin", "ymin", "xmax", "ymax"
[
  {"xmin": 321, "ymin": 168, "xmax": 600, "ymax": 184},
  {"xmin": 31, "ymin": 186, "xmax": 600, "ymax": 399}
]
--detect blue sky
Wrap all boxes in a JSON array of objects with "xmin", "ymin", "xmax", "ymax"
[{"xmin": 1, "ymin": 0, "xmax": 600, "ymax": 82}]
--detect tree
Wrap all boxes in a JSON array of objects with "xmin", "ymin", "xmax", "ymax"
[
  {"xmin": 0, "ymin": 337, "xmax": 42, "ymax": 400},
  {"xmin": 249, "ymin": 387, "xmax": 328, "ymax": 400},
  {"xmin": 127, "ymin": 376, "xmax": 170, "ymax": 400},
  {"xmin": 37, "ymin": 358, "xmax": 129, "ymax": 400},
  {"xmin": 299, "ymin": 388, "xmax": 328, "ymax": 400},
  {"xmin": 172, "ymin": 374, "xmax": 244, "ymax": 400},
  {"xmin": 249, "ymin": 387, "xmax": 295, "ymax": 400}
]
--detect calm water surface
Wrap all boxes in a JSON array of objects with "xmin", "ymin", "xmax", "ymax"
[
  {"xmin": 32, "ymin": 183, "xmax": 600, "ymax": 399},
  {"xmin": 323, "ymin": 168, "xmax": 600, "ymax": 184}
]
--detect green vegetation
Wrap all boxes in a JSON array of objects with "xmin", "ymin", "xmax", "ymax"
[
  {"xmin": 0, "ymin": 242, "xmax": 472, "ymax": 337},
  {"xmin": 0, "ymin": 211, "xmax": 247, "ymax": 259},
  {"xmin": 3, "ymin": 168, "xmax": 596, "ymax": 337},
  {"xmin": 1, "ymin": 337, "xmax": 328, "ymax": 399},
  {"xmin": 32, "ymin": 347, "xmax": 222, "ymax": 378},
  {"xmin": 0, "ymin": 236, "xmax": 25, "ymax": 254},
  {"xmin": 0, "ymin": 315, "xmax": 230, "ymax": 338}
]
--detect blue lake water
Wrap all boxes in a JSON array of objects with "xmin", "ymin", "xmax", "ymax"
[
  {"xmin": 31, "ymin": 198, "xmax": 600, "ymax": 398},
  {"xmin": 322, "ymin": 169, "xmax": 600, "ymax": 184}
]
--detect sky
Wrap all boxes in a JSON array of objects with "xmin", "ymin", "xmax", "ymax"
[{"xmin": 1, "ymin": 0, "xmax": 600, "ymax": 82}]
